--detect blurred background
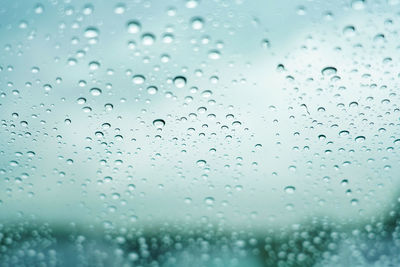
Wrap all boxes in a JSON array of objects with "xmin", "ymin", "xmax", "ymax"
[{"xmin": 1, "ymin": 0, "xmax": 400, "ymax": 266}]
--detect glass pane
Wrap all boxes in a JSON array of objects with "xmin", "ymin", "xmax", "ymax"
[{"xmin": 1, "ymin": 0, "xmax": 400, "ymax": 266}]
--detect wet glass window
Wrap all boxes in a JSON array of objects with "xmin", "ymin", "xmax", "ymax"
[{"xmin": 1, "ymin": 0, "xmax": 400, "ymax": 266}]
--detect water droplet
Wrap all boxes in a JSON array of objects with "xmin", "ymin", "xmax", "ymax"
[
  {"xmin": 147, "ymin": 86, "xmax": 158, "ymax": 95},
  {"xmin": 141, "ymin": 33, "xmax": 155, "ymax": 45},
  {"xmin": 127, "ymin": 20, "xmax": 141, "ymax": 34},
  {"xmin": 78, "ymin": 80, "xmax": 87, "ymax": 87},
  {"xmin": 162, "ymin": 33, "xmax": 174, "ymax": 43},
  {"xmin": 201, "ymin": 90, "xmax": 212, "ymax": 98},
  {"xmin": 153, "ymin": 119, "xmax": 165, "ymax": 128},
  {"xmin": 82, "ymin": 106, "xmax": 92, "ymax": 113},
  {"xmin": 114, "ymin": 3, "xmax": 126, "ymax": 14},
  {"xmin": 296, "ymin": 6, "xmax": 306, "ymax": 15},
  {"xmin": 373, "ymin": 33, "xmax": 385, "ymax": 43},
  {"xmin": 261, "ymin": 39, "xmax": 271, "ymax": 49},
  {"xmin": 82, "ymin": 4, "xmax": 94, "ymax": 15},
  {"xmin": 355, "ymin": 136, "xmax": 365, "ymax": 142},
  {"xmin": 34, "ymin": 4, "xmax": 44, "ymax": 14},
  {"xmin": 19, "ymin": 21, "xmax": 28, "ymax": 29},
  {"xmin": 284, "ymin": 186, "xmax": 296, "ymax": 194},
  {"xmin": 89, "ymin": 61, "xmax": 100, "ymax": 70},
  {"xmin": 191, "ymin": 17, "xmax": 204, "ymax": 30},
  {"xmin": 321, "ymin": 66, "xmax": 337, "ymax": 76},
  {"xmin": 286, "ymin": 203, "xmax": 294, "ymax": 211},
  {"xmin": 351, "ymin": 0, "xmax": 366, "ymax": 10},
  {"xmin": 232, "ymin": 121, "xmax": 241, "ymax": 127},
  {"xmin": 204, "ymin": 197, "xmax": 215, "ymax": 205},
  {"xmin": 132, "ymin": 75, "xmax": 145, "ymax": 84},
  {"xmin": 173, "ymin": 76, "xmax": 187, "ymax": 88},
  {"xmin": 351, "ymin": 198, "xmax": 359, "ymax": 206},
  {"xmin": 197, "ymin": 159, "xmax": 207, "ymax": 167},
  {"xmin": 102, "ymin": 123, "xmax": 111, "ymax": 129},
  {"xmin": 90, "ymin": 88, "xmax": 102, "ymax": 96},
  {"xmin": 343, "ymin": 25, "xmax": 356, "ymax": 37},
  {"xmin": 208, "ymin": 50, "xmax": 221, "ymax": 60},
  {"xmin": 95, "ymin": 131, "xmax": 104, "ymax": 138},
  {"xmin": 105, "ymin": 103, "xmax": 113, "ymax": 111},
  {"xmin": 43, "ymin": 84, "xmax": 52, "ymax": 91},
  {"xmin": 186, "ymin": 0, "xmax": 199, "ymax": 8},
  {"xmin": 84, "ymin": 27, "xmax": 99, "ymax": 38},
  {"xmin": 349, "ymin": 101, "xmax": 358, "ymax": 107}
]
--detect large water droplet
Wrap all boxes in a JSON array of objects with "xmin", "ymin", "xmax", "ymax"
[
  {"xmin": 186, "ymin": 0, "xmax": 199, "ymax": 8},
  {"xmin": 173, "ymin": 76, "xmax": 187, "ymax": 88},
  {"xmin": 153, "ymin": 119, "xmax": 165, "ymax": 128},
  {"xmin": 141, "ymin": 33, "xmax": 155, "ymax": 45},
  {"xmin": 204, "ymin": 197, "xmax": 215, "ymax": 205},
  {"xmin": 321, "ymin": 66, "xmax": 337, "ymax": 76},
  {"xmin": 114, "ymin": 3, "xmax": 126, "ymax": 14},
  {"xmin": 196, "ymin": 160, "xmax": 207, "ymax": 167},
  {"xmin": 147, "ymin": 86, "xmax": 158, "ymax": 95},
  {"xmin": 127, "ymin": 20, "xmax": 141, "ymax": 34},
  {"xmin": 90, "ymin": 87, "xmax": 102, "ymax": 96},
  {"xmin": 343, "ymin": 25, "xmax": 356, "ymax": 37},
  {"xmin": 351, "ymin": 0, "xmax": 366, "ymax": 10},
  {"xmin": 132, "ymin": 75, "xmax": 145, "ymax": 84},
  {"xmin": 355, "ymin": 136, "xmax": 366, "ymax": 143},
  {"xmin": 84, "ymin": 27, "xmax": 99, "ymax": 38},
  {"xmin": 191, "ymin": 17, "xmax": 204, "ymax": 30},
  {"xmin": 208, "ymin": 50, "xmax": 221, "ymax": 60},
  {"xmin": 284, "ymin": 186, "xmax": 296, "ymax": 194}
]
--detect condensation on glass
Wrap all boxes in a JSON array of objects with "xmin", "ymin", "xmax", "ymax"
[{"xmin": 0, "ymin": 0, "xmax": 400, "ymax": 266}]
